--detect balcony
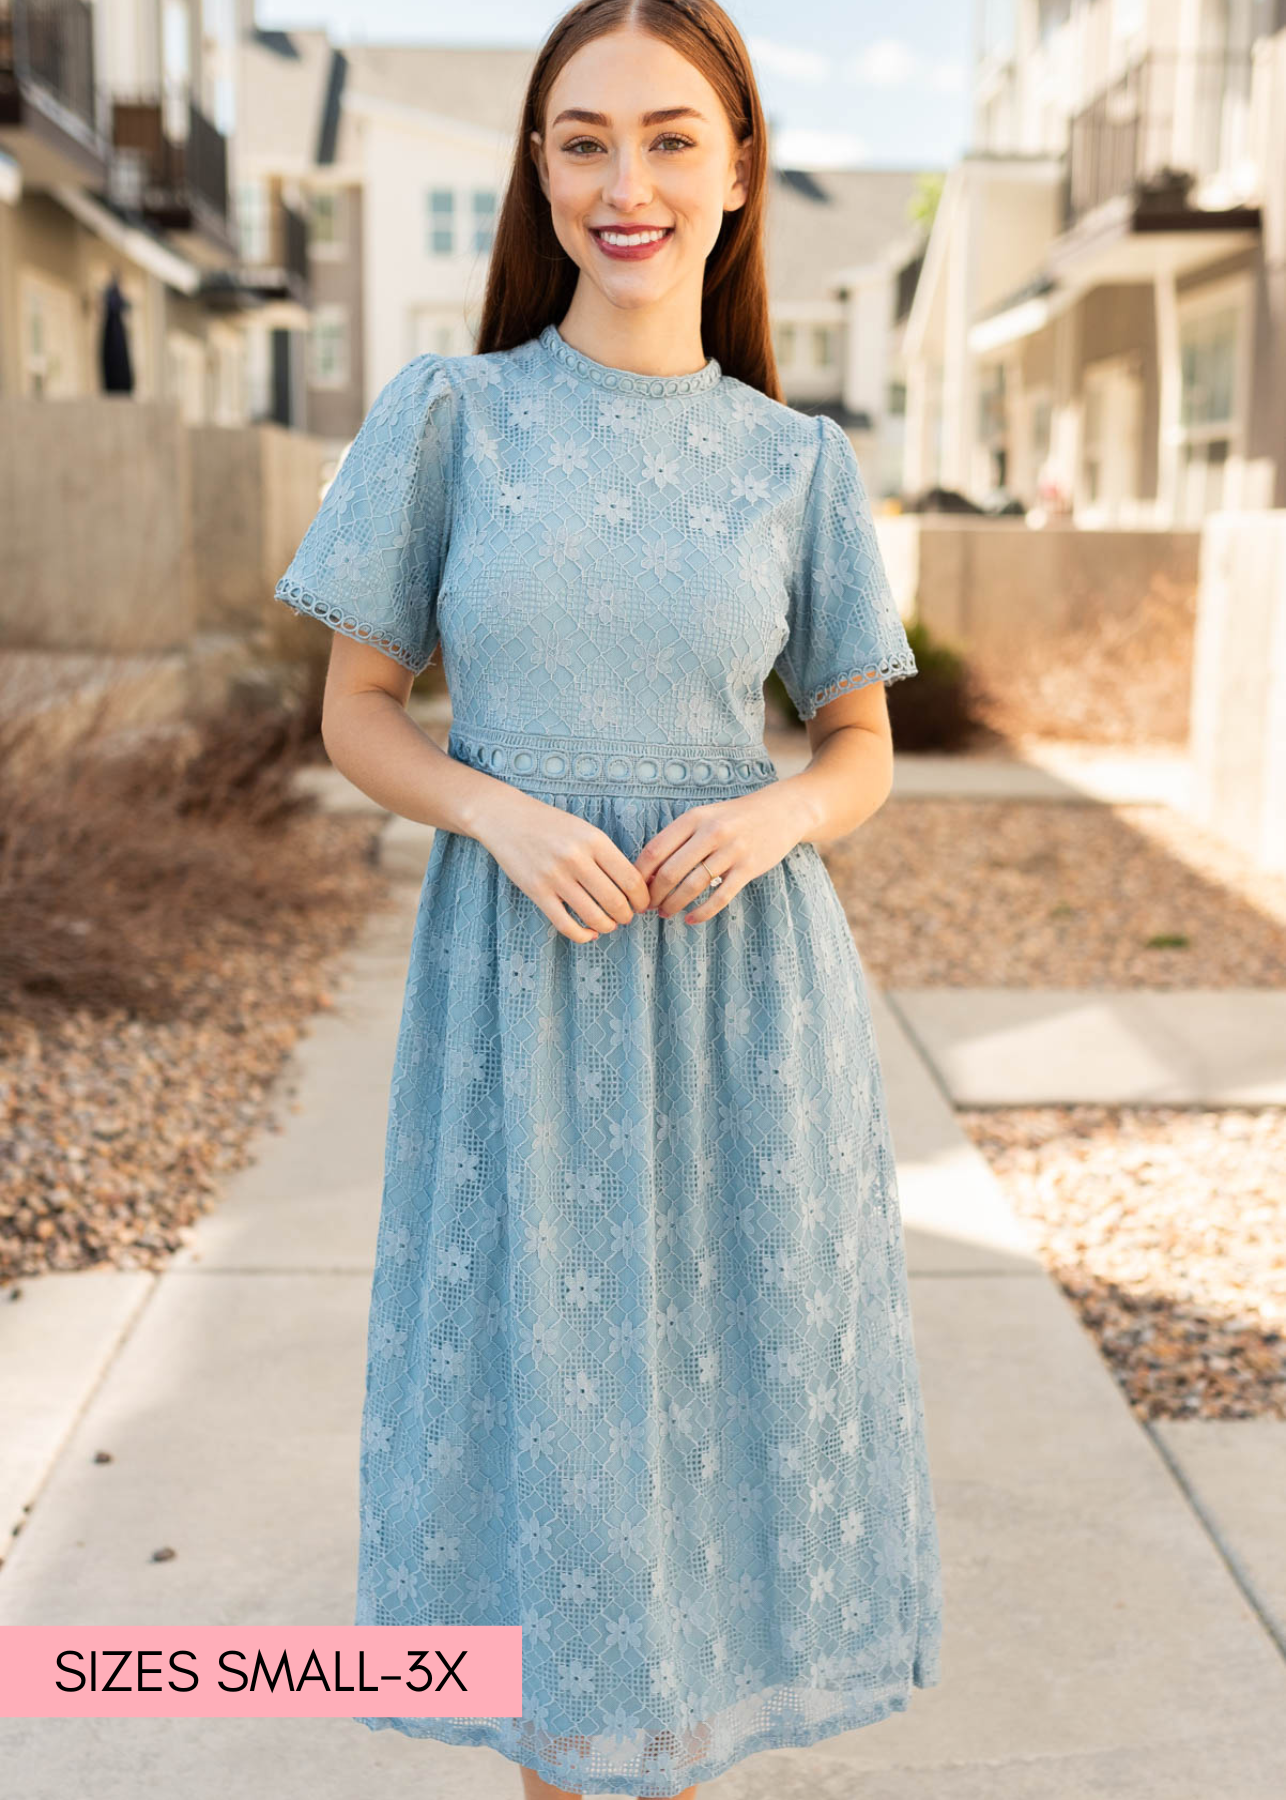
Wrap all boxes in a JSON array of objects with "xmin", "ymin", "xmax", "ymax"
[
  {"xmin": 199, "ymin": 192, "xmax": 311, "ymax": 314},
  {"xmin": 1063, "ymin": 50, "xmax": 1257, "ymax": 232},
  {"xmin": 0, "ymin": 0, "xmax": 107, "ymax": 185},
  {"xmin": 106, "ymin": 80, "xmax": 234, "ymax": 262}
]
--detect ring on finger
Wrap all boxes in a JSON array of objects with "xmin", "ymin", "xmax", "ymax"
[{"xmin": 662, "ymin": 858, "xmax": 725, "ymax": 914}]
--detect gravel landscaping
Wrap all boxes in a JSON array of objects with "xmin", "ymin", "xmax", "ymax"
[
  {"xmin": 6, "ymin": 714, "xmax": 1282, "ymax": 1426},
  {"xmin": 957, "ymin": 1104, "xmax": 1285, "ymax": 1422},
  {"xmin": 822, "ymin": 788, "xmax": 1286, "ymax": 1423},
  {"xmin": 826, "ymin": 796, "xmax": 1286, "ymax": 988},
  {"xmin": 0, "ymin": 683, "xmax": 388, "ymax": 1290}
]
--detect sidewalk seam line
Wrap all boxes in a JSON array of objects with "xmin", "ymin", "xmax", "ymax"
[
  {"xmin": 0, "ymin": 1273, "xmax": 162, "ymax": 1573},
  {"xmin": 1142, "ymin": 1419, "xmax": 1286, "ymax": 1668},
  {"xmin": 881, "ymin": 988, "xmax": 960, "ymax": 1114}
]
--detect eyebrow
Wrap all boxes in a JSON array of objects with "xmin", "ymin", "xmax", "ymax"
[{"xmin": 549, "ymin": 106, "xmax": 709, "ymax": 128}]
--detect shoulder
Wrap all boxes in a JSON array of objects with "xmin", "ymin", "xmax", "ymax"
[
  {"xmin": 375, "ymin": 337, "xmax": 545, "ymax": 423},
  {"xmin": 715, "ymin": 374, "xmax": 831, "ymax": 469}
]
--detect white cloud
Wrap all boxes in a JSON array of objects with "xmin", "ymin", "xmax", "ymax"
[
  {"xmin": 929, "ymin": 61, "xmax": 967, "ymax": 93},
  {"xmin": 771, "ymin": 127, "xmax": 871, "ymax": 169},
  {"xmin": 849, "ymin": 38, "xmax": 919, "ymax": 88},
  {"xmin": 747, "ymin": 37, "xmax": 830, "ymax": 85}
]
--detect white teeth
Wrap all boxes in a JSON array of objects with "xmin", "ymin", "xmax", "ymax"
[{"xmin": 596, "ymin": 228, "xmax": 670, "ymax": 246}]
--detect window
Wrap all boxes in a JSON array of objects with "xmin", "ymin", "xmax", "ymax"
[
  {"xmin": 887, "ymin": 380, "xmax": 907, "ymax": 418},
  {"xmin": 1177, "ymin": 297, "xmax": 1242, "ymax": 516},
  {"xmin": 309, "ymin": 190, "xmax": 344, "ymax": 254},
  {"xmin": 309, "ymin": 304, "xmax": 349, "ymax": 388},
  {"xmin": 977, "ymin": 362, "xmax": 1006, "ymax": 444},
  {"xmin": 472, "ymin": 189, "xmax": 497, "ymax": 253},
  {"xmin": 1180, "ymin": 304, "xmax": 1238, "ymax": 432},
  {"xmin": 775, "ymin": 322, "xmax": 796, "ymax": 365},
  {"xmin": 1037, "ymin": 0, "xmax": 1072, "ymax": 41},
  {"xmin": 237, "ymin": 179, "xmax": 270, "ymax": 264},
  {"xmin": 427, "ymin": 189, "xmax": 455, "ymax": 255},
  {"xmin": 811, "ymin": 325, "xmax": 832, "ymax": 369},
  {"xmin": 20, "ymin": 271, "xmax": 79, "ymax": 397}
]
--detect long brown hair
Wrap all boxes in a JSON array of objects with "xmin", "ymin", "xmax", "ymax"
[{"xmin": 473, "ymin": 0, "xmax": 783, "ymax": 402}]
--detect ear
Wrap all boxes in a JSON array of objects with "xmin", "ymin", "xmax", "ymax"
[
  {"xmin": 529, "ymin": 129, "xmax": 549, "ymax": 202},
  {"xmin": 726, "ymin": 133, "xmax": 752, "ymax": 211}
]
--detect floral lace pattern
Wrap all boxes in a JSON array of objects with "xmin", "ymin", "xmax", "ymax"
[{"xmin": 272, "ymin": 325, "xmax": 941, "ymax": 1795}]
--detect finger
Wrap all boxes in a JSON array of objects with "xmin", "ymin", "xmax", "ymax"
[
  {"xmin": 645, "ymin": 841, "xmax": 707, "ymax": 911},
  {"xmin": 544, "ymin": 898, "xmax": 602, "ymax": 943},
  {"xmin": 602, "ymin": 850, "xmax": 653, "ymax": 915},
  {"xmin": 543, "ymin": 907, "xmax": 597, "ymax": 950},
  {"xmin": 576, "ymin": 857, "xmax": 645, "ymax": 926},
  {"xmin": 656, "ymin": 860, "xmax": 729, "ymax": 918},
  {"xmin": 682, "ymin": 873, "xmax": 744, "ymax": 924},
  {"xmin": 633, "ymin": 810, "xmax": 707, "ymax": 885},
  {"xmin": 560, "ymin": 879, "xmax": 629, "ymax": 934}
]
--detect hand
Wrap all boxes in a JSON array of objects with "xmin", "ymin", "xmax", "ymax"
[
  {"xmin": 474, "ymin": 789, "xmax": 652, "ymax": 944},
  {"xmin": 634, "ymin": 783, "xmax": 804, "ymax": 925}
]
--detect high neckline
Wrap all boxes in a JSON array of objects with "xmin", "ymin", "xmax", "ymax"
[{"xmin": 538, "ymin": 322, "xmax": 721, "ymax": 397}]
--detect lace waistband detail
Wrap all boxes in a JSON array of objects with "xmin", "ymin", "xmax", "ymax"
[{"xmin": 446, "ymin": 726, "xmax": 778, "ymax": 797}]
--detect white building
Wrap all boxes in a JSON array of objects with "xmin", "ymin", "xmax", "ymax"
[
  {"xmin": 236, "ymin": 26, "xmax": 932, "ymax": 471},
  {"xmin": 767, "ymin": 166, "xmax": 932, "ymax": 497},
  {"xmin": 236, "ymin": 29, "xmax": 530, "ymax": 442},
  {"xmin": 904, "ymin": 0, "xmax": 1286, "ymax": 522}
]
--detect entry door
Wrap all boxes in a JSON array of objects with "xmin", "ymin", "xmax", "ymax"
[{"xmin": 1082, "ymin": 357, "xmax": 1143, "ymax": 520}]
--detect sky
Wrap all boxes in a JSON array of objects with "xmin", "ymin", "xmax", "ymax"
[{"xmin": 255, "ymin": 1, "xmax": 975, "ymax": 171}]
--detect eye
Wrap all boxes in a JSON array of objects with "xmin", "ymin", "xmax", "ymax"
[{"xmin": 561, "ymin": 134, "xmax": 695, "ymax": 156}]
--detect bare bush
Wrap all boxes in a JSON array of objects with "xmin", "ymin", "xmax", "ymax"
[
  {"xmin": 0, "ymin": 660, "xmax": 387, "ymax": 1279},
  {"xmin": 965, "ymin": 572, "xmax": 1195, "ymax": 749}
]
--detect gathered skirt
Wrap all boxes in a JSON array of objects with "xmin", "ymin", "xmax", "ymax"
[{"xmin": 352, "ymin": 728, "xmax": 943, "ymax": 1795}]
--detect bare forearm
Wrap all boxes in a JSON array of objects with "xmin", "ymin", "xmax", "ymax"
[
  {"xmin": 775, "ymin": 723, "xmax": 894, "ymax": 848},
  {"xmin": 319, "ymin": 688, "xmax": 515, "ymax": 841}
]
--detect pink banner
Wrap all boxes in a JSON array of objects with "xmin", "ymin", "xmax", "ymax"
[{"xmin": 0, "ymin": 1626, "xmax": 522, "ymax": 1717}]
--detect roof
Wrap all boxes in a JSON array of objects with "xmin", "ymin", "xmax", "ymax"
[
  {"xmin": 765, "ymin": 166, "xmax": 934, "ymax": 301},
  {"xmin": 238, "ymin": 28, "xmax": 337, "ymax": 164},
  {"xmin": 341, "ymin": 43, "xmax": 537, "ymax": 140}
]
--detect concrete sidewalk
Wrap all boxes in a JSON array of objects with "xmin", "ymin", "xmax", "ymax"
[{"xmin": 3, "ymin": 747, "xmax": 1285, "ymax": 1796}]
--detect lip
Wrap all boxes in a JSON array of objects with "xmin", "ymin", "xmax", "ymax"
[{"xmin": 589, "ymin": 225, "xmax": 674, "ymax": 261}]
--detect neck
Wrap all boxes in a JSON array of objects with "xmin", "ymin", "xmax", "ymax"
[{"xmin": 556, "ymin": 290, "xmax": 708, "ymax": 380}]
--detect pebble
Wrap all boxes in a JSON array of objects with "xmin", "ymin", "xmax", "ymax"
[{"xmin": 824, "ymin": 785, "xmax": 1286, "ymax": 1422}]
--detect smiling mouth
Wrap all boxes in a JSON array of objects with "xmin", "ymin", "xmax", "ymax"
[{"xmin": 590, "ymin": 225, "xmax": 674, "ymax": 243}]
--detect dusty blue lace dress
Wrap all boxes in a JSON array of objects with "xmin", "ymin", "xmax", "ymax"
[{"xmin": 274, "ymin": 321, "xmax": 942, "ymax": 1795}]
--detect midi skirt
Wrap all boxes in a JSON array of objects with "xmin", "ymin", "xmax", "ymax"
[{"xmin": 352, "ymin": 724, "xmax": 943, "ymax": 1796}]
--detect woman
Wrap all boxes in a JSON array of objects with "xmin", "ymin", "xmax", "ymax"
[{"xmin": 273, "ymin": 2, "xmax": 943, "ymax": 1795}]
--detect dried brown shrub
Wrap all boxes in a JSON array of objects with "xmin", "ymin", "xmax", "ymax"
[
  {"xmin": 0, "ymin": 659, "xmax": 388, "ymax": 1280},
  {"xmin": 966, "ymin": 571, "xmax": 1196, "ymax": 748}
]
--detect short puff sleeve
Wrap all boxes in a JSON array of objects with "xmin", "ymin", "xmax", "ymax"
[
  {"xmin": 774, "ymin": 413, "xmax": 917, "ymax": 719},
  {"xmin": 273, "ymin": 352, "xmax": 454, "ymax": 675}
]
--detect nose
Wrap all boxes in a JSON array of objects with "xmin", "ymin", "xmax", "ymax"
[{"xmin": 601, "ymin": 144, "xmax": 653, "ymax": 212}]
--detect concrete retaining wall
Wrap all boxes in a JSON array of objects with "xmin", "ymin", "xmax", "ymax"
[
  {"xmin": 875, "ymin": 516, "xmax": 1201, "ymax": 655},
  {"xmin": 189, "ymin": 422, "xmax": 329, "ymax": 634},
  {"xmin": 1, "ymin": 399, "xmax": 331, "ymax": 661},
  {"xmin": 0, "ymin": 397, "xmax": 194, "ymax": 653}
]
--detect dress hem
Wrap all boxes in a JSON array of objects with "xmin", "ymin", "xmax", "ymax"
[{"xmin": 350, "ymin": 1645, "xmax": 941, "ymax": 1796}]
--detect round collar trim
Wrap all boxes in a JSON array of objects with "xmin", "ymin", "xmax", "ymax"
[{"xmin": 537, "ymin": 322, "xmax": 722, "ymax": 397}]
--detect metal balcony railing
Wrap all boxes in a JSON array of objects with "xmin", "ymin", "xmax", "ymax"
[
  {"xmin": 1063, "ymin": 49, "xmax": 1256, "ymax": 231},
  {"xmin": 0, "ymin": 0, "xmax": 97, "ymax": 134},
  {"xmin": 282, "ymin": 201, "xmax": 308, "ymax": 283},
  {"xmin": 108, "ymin": 80, "xmax": 228, "ymax": 229}
]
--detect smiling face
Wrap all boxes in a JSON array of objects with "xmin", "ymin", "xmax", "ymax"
[{"xmin": 530, "ymin": 26, "xmax": 749, "ymax": 322}]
